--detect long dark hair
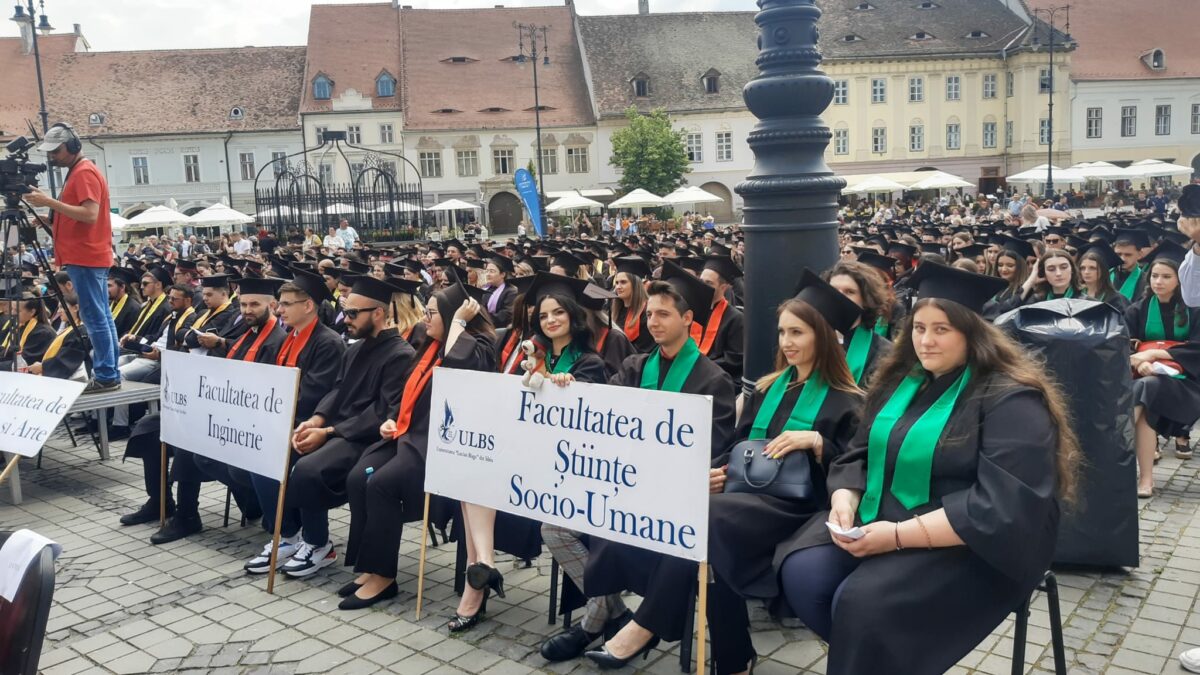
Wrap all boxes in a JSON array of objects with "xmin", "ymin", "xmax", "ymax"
[
  {"xmin": 20, "ymin": 297, "xmax": 49, "ymax": 324},
  {"xmin": 756, "ymin": 298, "xmax": 860, "ymax": 396},
  {"xmin": 1033, "ymin": 249, "xmax": 1080, "ymax": 300},
  {"xmin": 1149, "ymin": 259, "xmax": 1189, "ymax": 328},
  {"xmin": 533, "ymin": 292, "xmax": 596, "ymax": 355},
  {"xmin": 433, "ymin": 288, "xmax": 495, "ymax": 341},
  {"xmin": 1079, "ymin": 250, "xmax": 1120, "ymax": 301},
  {"xmin": 997, "ymin": 250, "xmax": 1029, "ymax": 296},
  {"xmin": 824, "ymin": 261, "xmax": 890, "ymax": 326},
  {"xmin": 868, "ymin": 298, "xmax": 1080, "ymax": 503}
]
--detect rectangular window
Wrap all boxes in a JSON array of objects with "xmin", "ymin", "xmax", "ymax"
[
  {"xmin": 1192, "ymin": 104, "xmax": 1200, "ymax": 134},
  {"xmin": 871, "ymin": 126, "xmax": 886, "ymax": 153},
  {"xmin": 715, "ymin": 131, "xmax": 732, "ymax": 161},
  {"xmin": 418, "ymin": 151, "xmax": 442, "ymax": 178},
  {"xmin": 132, "ymin": 156, "xmax": 149, "ymax": 185},
  {"xmin": 908, "ymin": 77, "xmax": 924, "ymax": 103},
  {"xmin": 909, "ymin": 124, "xmax": 924, "ymax": 152},
  {"xmin": 945, "ymin": 75, "xmax": 961, "ymax": 101},
  {"xmin": 1006, "ymin": 71, "xmax": 1014, "ymax": 97},
  {"xmin": 319, "ymin": 163, "xmax": 333, "ymax": 186},
  {"xmin": 871, "ymin": 78, "xmax": 886, "ymax": 104},
  {"xmin": 350, "ymin": 162, "xmax": 364, "ymax": 180},
  {"xmin": 1038, "ymin": 67, "xmax": 1051, "ymax": 94},
  {"xmin": 347, "ymin": 125, "xmax": 362, "ymax": 144},
  {"xmin": 183, "ymin": 154, "xmax": 201, "ymax": 183},
  {"xmin": 982, "ymin": 73, "xmax": 997, "ymax": 99},
  {"xmin": 379, "ymin": 123, "xmax": 394, "ymax": 144},
  {"xmin": 271, "ymin": 151, "xmax": 287, "ymax": 177},
  {"xmin": 1086, "ymin": 108, "xmax": 1103, "ymax": 139},
  {"xmin": 238, "ymin": 152, "xmax": 255, "ymax": 181},
  {"xmin": 982, "ymin": 122, "xmax": 997, "ymax": 148},
  {"xmin": 566, "ymin": 147, "xmax": 589, "ymax": 173},
  {"xmin": 456, "ymin": 150, "xmax": 479, "ymax": 177},
  {"xmin": 833, "ymin": 79, "xmax": 848, "ymax": 105},
  {"xmin": 1155, "ymin": 104, "xmax": 1171, "ymax": 135},
  {"xmin": 946, "ymin": 123, "xmax": 961, "ymax": 150},
  {"xmin": 1121, "ymin": 105, "xmax": 1137, "ymax": 137},
  {"xmin": 634, "ymin": 79, "xmax": 649, "ymax": 98},
  {"xmin": 1005, "ymin": 120, "xmax": 1014, "ymax": 148},
  {"xmin": 686, "ymin": 132, "xmax": 703, "ymax": 162},
  {"xmin": 380, "ymin": 161, "xmax": 396, "ymax": 177},
  {"xmin": 539, "ymin": 148, "xmax": 558, "ymax": 175},
  {"xmin": 493, "ymin": 149, "xmax": 515, "ymax": 175},
  {"xmin": 1039, "ymin": 118, "xmax": 1051, "ymax": 145},
  {"xmin": 833, "ymin": 129, "xmax": 849, "ymax": 155},
  {"xmin": 315, "ymin": 126, "xmax": 327, "ymax": 145}
]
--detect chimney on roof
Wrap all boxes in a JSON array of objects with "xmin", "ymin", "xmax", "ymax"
[{"xmin": 638, "ymin": 0, "xmax": 649, "ymax": 15}]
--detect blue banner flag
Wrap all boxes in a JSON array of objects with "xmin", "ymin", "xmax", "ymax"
[{"xmin": 514, "ymin": 168, "xmax": 544, "ymax": 237}]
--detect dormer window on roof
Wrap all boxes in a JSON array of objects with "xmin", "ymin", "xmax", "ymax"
[
  {"xmin": 479, "ymin": 107, "xmax": 510, "ymax": 113},
  {"xmin": 842, "ymin": 34, "xmax": 864, "ymax": 42},
  {"xmin": 313, "ymin": 75, "xmax": 332, "ymax": 101},
  {"xmin": 965, "ymin": 30, "xmax": 989, "ymax": 39},
  {"xmin": 87, "ymin": 113, "xmax": 105, "ymax": 126},
  {"xmin": 442, "ymin": 56, "xmax": 478, "ymax": 64},
  {"xmin": 1143, "ymin": 48, "xmax": 1166, "ymax": 70},
  {"xmin": 916, "ymin": 1, "xmax": 940, "ymax": 8},
  {"xmin": 632, "ymin": 73, "xmax": 650, "ymax": 98},
  {"xmin": 376, "ymin": 73, "xmax": 396, "ymax": 97},
  {"xmin": 524, "ymin": 105, "xmax": 556, "ymax": 112},
  {"xmin": 228, "ymin": 106, "xmax": 244, "ymax": 121},
  {"xmin": 432, "ymin": 108, "xmax": 462, "ymax": 114},
  {"xmin": 855, "ymin": 2, "xmax": 875, "ymax": 9},
  {"xmin": 909, "ymin": 31, "xmax": 935, "ymax": 41},
  {"xmin": 703, "ymin": 69, "xmax": 720, "ymax": 94}
]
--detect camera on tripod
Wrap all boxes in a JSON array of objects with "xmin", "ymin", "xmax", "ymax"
[{"xmin": 1, "ymin": 136, "xmax": 48, "ymax": 202}]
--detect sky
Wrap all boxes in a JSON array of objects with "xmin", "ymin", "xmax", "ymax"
[{"xmin": 17, "ymin": 0, "xmax": 753, "ymax": 51}]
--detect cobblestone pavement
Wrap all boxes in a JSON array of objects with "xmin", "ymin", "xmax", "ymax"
[{"xmin": 5, "ymin": 427, "xmax": 1200, "ymax": 675}]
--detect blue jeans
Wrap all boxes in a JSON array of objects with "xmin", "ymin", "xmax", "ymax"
[{"xmin": 65, "ymin": 265, "xmax": 120, "ymax": 382}]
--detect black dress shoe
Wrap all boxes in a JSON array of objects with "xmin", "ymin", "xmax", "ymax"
[
  {"xmin": 584, "ymin": 636, "xmax": 661, "ymax": 670},
  {"xmin": 336, "ymin": 580, "xmax": 363, "ymax": 597},
  {"xmin": 150, "ymin": 515, "xmax": 202, "ymax": 545},
  {"xmin": 541, "ymin": 625, "xmax": 602, "ymax": 662},
  {"xmin": 447, "ymin": 590, "xmax": 490, "ymax": 633},
  {"xmin": 338, "ymin": 581, "xmax": 398, "ymax": 610},
  {"xmin": 465, "ymin": 562, "xmax": 506, "ymax": 598},
  {"xmin": 119, "ymin": 499, "xmax": 174, "ymax": 526},
  {"xmin": 604, "ymin": 609, "xmax": 634, "ymax": 640}
]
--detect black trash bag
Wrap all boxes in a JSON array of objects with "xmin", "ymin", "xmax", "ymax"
[{"xmin": 995, "ymin": 298, "xmax": 1139, "ymax": 568}]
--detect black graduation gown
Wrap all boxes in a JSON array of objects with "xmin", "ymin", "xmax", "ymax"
[
  {"xmin": 482, "ymin": 284, "xmax": 517, "ymax": 329},
  {"xmin": 313, "ymin": 327, "xmax": 415, "ymax": 442},
  {"xmin": 582, "ymin": 350, "xmax": 737, "ymax": 642},
  {"xmin": 1125, "ymin": 296, "xmax": 1200, "ymax": 435},
  {"xmin": 14, "ymin": 320, "xmax": 55, "ymax": 365},
  {"xmin": 494, "ymin": 327, "xmax": 526, "ymax": 375},
  {"xmin": 401, "ymin": 321, "xmax": 427, "ymax": 352},
  {"xmin": 840, "ymin": 329, "xmax": 891, "ymax": 387},
  {"xmin": 703, "ymin": 303, "xmax": 744, "ymax": 383},
  {"xmin": 125, "ymin": 294, "xmax": 170, "ymax": 340},
  {"xmin": 616, "ymin": 305, "xmax": 655, "ymax": 353},
  {"xmin": 781, "ymin": 370, "xmax": 1060, "ymax": 675},
  {"xmin": 318, "ymin": 299, "xmax": 339, "ymax": 329},
  {"xmin": 981, "ymin": 287, "xmax": 1023, "ymax": 321},
  {"xmin": 183, "ymin": 302, "xmax": 243, "ymax": 356},
  {"xmin": 709, "ymin": 382, "xmax": 861, "ymax": 599},
  {"xmin": 163, "ymin": 309, "xmax": 199, "ymax": 353},
  {"xmin": 110, "ymin": 295, "xmax": 142, "ymax": 337},
  {"xmin": 1112, "ymin": 264, "xmax": 1149, "ymax": 302},
  {"xmin": 287, "ymin": 323, "xmax": 346, "ymax": 423},
  {"xmin": 40, "ymin": 325, "xmax": 89, "ymax": 380},
  {"xmin": 597, "ymin": 326, "xmax": 634, "ymax": 378},
  {"xmin": 225, "ymin": 322, "xmax": 286, "ymax": 363}
]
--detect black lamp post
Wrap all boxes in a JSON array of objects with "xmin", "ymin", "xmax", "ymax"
[
  {"xmin": 515, "ymin": 22, "xmax": 550, "ymax": 238},
  {"xmin": 1031, "ymin": 5, "xmax": 1070, "ymax": 202},
  {"xmin": 735, "ymin": 0, "xmax": 844, "ymax": 393},
  {"xmin": 10, "ymin": 0, "xmax": 57, "ymax": 196}
]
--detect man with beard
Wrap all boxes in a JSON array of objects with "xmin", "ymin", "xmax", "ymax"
[
  {"xmin": 185, "ymin": 275, "xmax": 244, "ymax": 356},
  {"xmin": 150, "ymin": 277, "xmax": 288, "ymax": 544},
  {"xmin": 279, "ymin": 275, "xmax": 414, "ymax": 578},
  {"xmin": 107, "ymin": 267, "xmax": 143, "ymax": 337}
]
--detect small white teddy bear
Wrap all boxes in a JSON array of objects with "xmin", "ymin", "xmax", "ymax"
[{"xmin": 519, "ymin": 335, "xmax": 551, "ymax": 388}]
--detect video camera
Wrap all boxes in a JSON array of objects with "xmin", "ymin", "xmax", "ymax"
[{"xmin": 0, "ymin": 136, "xmax": 48, "ymax": 201}]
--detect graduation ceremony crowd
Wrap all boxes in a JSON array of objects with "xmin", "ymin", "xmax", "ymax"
[{"xmin": 9, "ymin": 180, "xmax": 1200, "ymax": 674}]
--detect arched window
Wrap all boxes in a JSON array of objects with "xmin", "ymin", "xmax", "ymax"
[
  {"xmin": 376, "ymin": 73, "xmax": 396, "ymax": 97},
  {"xmin": 313, "ymin": 75, "xmax": 332, "ymax": 101}
]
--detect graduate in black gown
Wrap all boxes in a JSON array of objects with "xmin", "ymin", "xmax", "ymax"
[
  {"xmin": 339, "ymin": 280, "xmax": 495, "ymax": 610},
  {"xmin": 611, "ymin": 256, "xmax": 654, "ymax": 353},
  {"xmin": 1015, "ymin": 249, "xmax": 1082, "ymax": 307},
  {"xmin": 575, "ymin": 264, "xmax": 737, "ymax": 669},
  {"xmin": 706, "ymin": 270, "xmax": 863, "ymax": 675},
  {"xmin": 824, "ymin": 261, "xmax": 892, "ymax": 386},
  {"xmin": 29, "ymin": 293, "xmax": 89, "ymax": 381},
  {"xmin": 184, "ymin": 275, "xmax": 245, "ymax": 357},
  {"xmin": 1111, "ymin": 228, "xmax": 1152, "ymax": 302},
  {"xmin": 481, "ymin": 255, "xmax": 518, "ymax": 329},
  {"xmin": 1, "ymin": 296, "xmax": 56, "ymax": 367},
  {"xmin": 1125, "ymin": 245, "xmax": 1200, "ymax": 496},
  {"xmin": 108, "ymin": 267, "xmax": 143, "ymax": 337},
  {"xmin": 1077, "ymin": 243, "xmax": 1131, "ymax": 314},
  {"xmin": 494, "ymin": 276, "xmax": 537, "ymax": 376},
  {"xmin": 118, "ymin": 266, "xmax": 172, "ymax": 349},
  {"xmin": 582, "ymin": 283, "xmax": 635, "ymax": 377},
  {"xmin": 696, "ymin": 256, "xmax": 745, "ymax": 383},
  {"xmin": 777, "ymin": 262, "xmax": 1080, "ymax": 675},
  {"xmin": 980, "ymin": 241, "xmax": 1032, "ymax": 321}
]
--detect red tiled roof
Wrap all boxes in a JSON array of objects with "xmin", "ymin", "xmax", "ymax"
[
  {"xmin": 400, "ymin": 5, "xmax": 594, "ymax": 131},
  {"xmin": 301, "ymin": 3, "xmax": 402, "ymax": 114},
  {"xmin": 0, "ymin": 32, "xmax": 80, "ymax": 140},
  {"xmin": 1026, "ymin": 0, "xmax": 1200, "ymax": 80}
]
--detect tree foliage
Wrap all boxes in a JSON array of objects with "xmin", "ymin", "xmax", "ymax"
[{"xmin": 608, "ymin": 107, "xmax": 690, "ymax": 197}]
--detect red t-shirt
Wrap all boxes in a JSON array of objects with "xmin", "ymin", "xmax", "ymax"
[{"xmin": 52, "ymin": 159, "xmax": 113, "ymax": 268}]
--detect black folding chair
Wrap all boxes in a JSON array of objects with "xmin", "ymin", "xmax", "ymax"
[
  {"xmin": 1011, "ymin": 571, "xmax": 1067, "ymax": 675},
  {"xmin": 0, "ymin": 532, "xmax": 57, "ymax": 675}
]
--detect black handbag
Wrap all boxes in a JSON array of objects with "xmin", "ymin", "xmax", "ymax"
[{"xmin": 723, "ymin": 438, "xmax": 814, "ymax": 500}]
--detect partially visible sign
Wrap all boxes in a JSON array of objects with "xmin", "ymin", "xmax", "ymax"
[{"xmin": 0, "ymin": 372, "xmax": 85, "ymax": 458}]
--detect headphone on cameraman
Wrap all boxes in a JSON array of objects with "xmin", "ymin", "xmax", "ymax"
[{"xmin": 49, "ymin": 121, "xmax": 82, "ymax": 155}]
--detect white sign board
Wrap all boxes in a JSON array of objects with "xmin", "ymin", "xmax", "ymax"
[
  {"xmin": 425, "ymin": 369, "xmax": 712, "ymax": 561},
  {"xmin": 160, "ymin": 350, "xmax": 299, "ymax": 479},
  {"xmin": 0, "ymin": 372, "xmax": 85, "ymax": 458},
  {"xmin": 0, "ymin": 529, "xmax": 61, "ymax": 601}
]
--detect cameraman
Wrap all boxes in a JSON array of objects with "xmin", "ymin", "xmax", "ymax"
[{"xmin": 24, "ymin": 124, "xmax": 121, "ymax": 392}]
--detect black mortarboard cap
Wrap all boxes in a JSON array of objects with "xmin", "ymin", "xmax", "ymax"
[
  {"xmin": 1077, "ymin": 242, "xmax": 1121, "ymax": 271},
  {"xmin": 660, "ymin": 260, "xmax": 715, "ymax": 327},
  {"xmin": 1114, "ymin": 228, "xmax": 1151, "ymax": 249},
  {"xmin": 287, "ymin": 268, "xmax": 333, "ymax": 304},
  {"xmin": 552, "ymin": 251, "xmax": 584, "ymax": 276},
  {"xmin": 200, "ymin": 274, "xmax": 232, "ymax": 289},
  {"xmin": 385, "ymin": 278, "xmax": 423, "ymax": 296},
  {"xmin": 347, "ymin": 275, "xmax": 397, "ymax": 305},
  {"xmin": 434, "ymin": 279, "xmax": 469, "ymax": 324},
  {"xmin": 488, "ymin": 255, "xmax": 515, "ymax": 276},
  {"xmin": 907, "ymin": 261, "xmax": 1007, "ymax": 314},
  {"xmin": 176, "ymin": 259, "xmax": 198, "ymax": 272},
  {"xmin": 998, "ymin": 235, "xmax": 1035, "ymax": 260},
  {"xmin": 702, "ymin": 255, "xmax": 743, "ymax": 281},
  {"xmin": 343, "ymin": 258, "xmax": 371, "ymax": 274},
  {"xmin": 146, "ymin": 265, "xmax": 173, "ymax": 288},
  {"xmin": 581, "ymin": 283, "xmax": 617, "ymax": 312},
  {"xmin": 525, "ymin": 272, "xmax": 590, "ymax": 310},
  {"xmin": 955, "ymin": 243, "xmax": 988, "ymax": 259},
  {"xmin": 856, "ymin": 251, "xmax": 895, "ymax": 276},
  {"xmin": 792, "ymin": 268, "xmax": 862, "ymax": 335},
  {"xmin": 677, "ymin": 256, "xmax": 706, "ymax": 274},
  {"xmin": 236, "ymin": 277, "xmax": 285, "ymax": 298},
  {"xmin": 887, "ymin": 241, "xmax": 918, "ymax": 258},
  {"xmin": 614, "ymin": 255, "xmax": 652, "ymax": 279},
  {"xmin": 1179, "ymin": 184, "xmax": 1200, "ymax": 218},
  {"xmin": 1140, "ymin": 240, "xmax": 1187, "ymax": 266},
  {"xmin": 109, "ymin": 266, "xmax": 139, "ymax": 285}
]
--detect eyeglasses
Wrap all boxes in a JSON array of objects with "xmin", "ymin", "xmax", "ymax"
[
  {"xmin": 342, "ymin": 306, "xmax": 375, "ymax": 319},
  {"xmin": 276, "ymin": 299, "xmax": 306, "ymax": 309}
]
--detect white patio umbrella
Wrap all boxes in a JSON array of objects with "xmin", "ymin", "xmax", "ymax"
[
  {"xmin": 1122, "ymin": 159, "xmax": 1194, "ymax": 179},
  {"xmin": 1071, "ymin": 161, "xmax": 1129, "ymax": 181},
  {"xmin": 127, "ymin": 204, "xmax": 188, "ymax": 226},
  {"xmin": 664, "ymin": 185, "xmax": 725, "ymax": 204},
  {"xmin": 1006, "ymin": 165, "xmax": 1087, "ymax": 185},
  {"xmin": 608, "ymin": 189, "xmax": 666, "ymax": 209},
  {"xmin": 253, "ymin": 205, "xmax": 305, "ymax": 218},
  {"xmin": 186, "ymin": 203, "xmax": 254, "ymax": 225},
  {"xmin": 907, "ymin": 172, "xmax": 975, "ymax": 190},
  {"xmin": 110, "ymin": 213, "xmax": 130, "ymax": 231},
  {"xmin": 546, "ymin": 194, "xmax": 603, "ymax": 212},
  {"xmin": 840, "ymin": 175, "xmax": 907, "ymax": 195},
  {"xmin": 371, "ymin": 201, "xmax": 425, "ymax": 213},
  {"xmin": 427, "ymin": 198, "xmax": 481, "ymax": 212},
  {"xmin": 315, "ymin": 202, "xmax": 358, "ymax": 214}
]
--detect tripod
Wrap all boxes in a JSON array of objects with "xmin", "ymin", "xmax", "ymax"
[{"xmin": 0, "ymin": 192, "xmax": 92, "ymax": 378}]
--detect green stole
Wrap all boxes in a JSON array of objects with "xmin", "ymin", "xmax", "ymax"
[
  {"xmin": 641, "ymin": 338, "xmax": 701, "ymax": 393},
  {"xmin": 1112, "ymin": 265, "xmax": 1143, "ymax": 300},
  {"xmin": 1145, "ymin": 296, "xmax": 1190, "ymax": 342},
  {"xmin": 546, "ymin": 343, "xmax": 579, "ymax": 374},
  {"xmin": 859, "ymin": 366, "xmax": 972, "ymax": 523},
  {"xmin": 873, "ymin": 316, "xmax": 890, "ymax": 338},
  {"xmin": 1047, "ymin": 286, "xmax": 1076, "ymax": 300},
  {"xmin": 845, "ymin": 326, "xmax": 874, "ymax": 385},
  {"xmin": 748, "ymin": 366, "xmax": 831, "ymax": 440}
]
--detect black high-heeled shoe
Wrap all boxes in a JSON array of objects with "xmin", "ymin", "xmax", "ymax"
[
  {"xmin": 337, "ymin": 580, "xmax": 397, "ymax": 610},
  {"xmin": 336, "ymin": 580, "xmax": 363, "ymax": 597},
  {"xmin": 583, "ymin": 636, "xmax": 661, "ymax": 669},
  {"xmin": 447, "ymin": 589, "xmax": 490, "ymax": 633},
  {"xmin": 465, "ymin": 562, "xmax": 506, "ymax": 598}
]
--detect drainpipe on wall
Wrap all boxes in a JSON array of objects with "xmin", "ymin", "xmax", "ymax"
[
  {"xmin": 86, "ymin": 137, "xmax": 107, "ymax": 183},
  {"xmin": 222, "ymin": 132, "xmax": 234, "ymax": 222}
]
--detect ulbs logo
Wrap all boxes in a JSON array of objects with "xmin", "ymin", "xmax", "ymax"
[
  {"xmin": 438, "ymin": 400, "xmax": 495, "ymax": 451},
  {"xmin": 162, "ymin": 370, "xmax": 187, "ymax": 407}
]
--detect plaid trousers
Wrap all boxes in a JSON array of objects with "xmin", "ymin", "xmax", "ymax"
[{"xmin": 541, "ymin": 523, "xmax": 627, "ymax": 634}]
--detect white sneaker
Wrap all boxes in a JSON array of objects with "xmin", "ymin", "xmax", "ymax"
[
  {"xmin": 1182, "ymin": 647, "xmax": 1200, "ymax": 673},
  {"xmin": 281, "ymin": 540, "xmax": 336, "ymax": 578},
  {"xmin": 244, "ymin": 536, "xmax": 298, "ymax": 574}
]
